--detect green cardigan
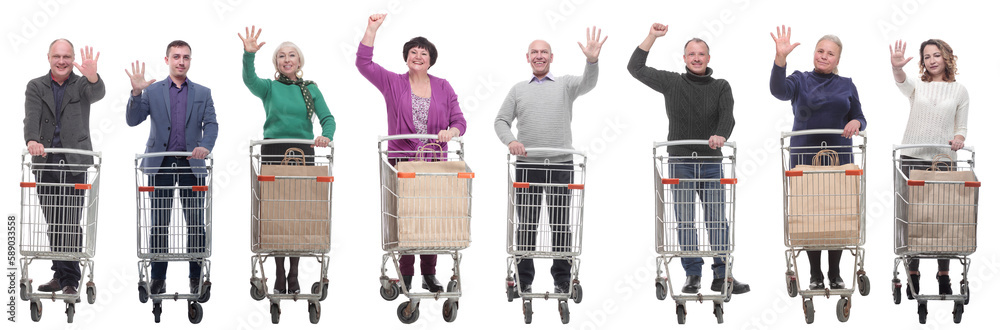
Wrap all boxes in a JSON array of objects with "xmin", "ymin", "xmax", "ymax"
[{"xmin": 243, "ymin": 51, "xmax": 335, "ymax": 140}]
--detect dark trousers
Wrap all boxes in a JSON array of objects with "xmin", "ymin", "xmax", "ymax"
[
  {"xmin": 514, "ymin": 161, "xmax": 573, "ymax": 286},
  {"xmin": 900, "ymin": 155, "xmax": 951, "ymax": 272},
  {"xmin": 37, "ymin": 153, "xmax": 84, "ymax": 288},
  {"xmin": 150, "ymin": 157, "xmax": 205, "ymax": 280}
]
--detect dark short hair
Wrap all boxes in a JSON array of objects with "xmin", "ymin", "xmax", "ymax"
[
  {"xmin": 166, "ymin": 40, "xmax": 191, "ymax": 57},
  {"xmin": 402, "ymin": 37, "xmax": 437, "ymax": 67},
  {"xmin": 683, "ymin": 38, "xmax": 710, "ymax": 55}
]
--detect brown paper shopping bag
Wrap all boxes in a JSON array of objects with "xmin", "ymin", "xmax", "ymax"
[
  {"xmin": 390, "ymin": 144, "xmax": 471, "ymax": 249},
  {"xmin": 254, "ymin": 148, "xmax": 331, "ymax": 252},
  {"xmin": 907, "ymin": 154, "xmax": 977, "ymax": 253},
  {"xmin": 787, "ymin": 150, "xmax": 862, "ymax": 246}
]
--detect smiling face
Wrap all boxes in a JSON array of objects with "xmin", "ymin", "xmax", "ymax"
[
  {"xmin": 813, "ymin": 39, "xmax": 841, "ymax": 74},
  {"xmin": 683, "ymin": 41, "xmax": 710, "ymax": 75},
  {"xmin": 406, "ymin": 46, "xmax": 431, "ymax": 74},
  {"xmin": 921, "ymin": 44, "xmax": 945, "ymax": 81},
  {"xmin": 276, "ymin": 46, "xmax": 301, "ymax": 79},
  {"xmin": 47, "ymin": 40, "xmax": 74, "ymax": 81},
  {"xmin": 164, "ymin": 45, "xmax": 191, "ymax": 80},
  {"xmin": 526, "ymin": 40, "xmax": 553, "ymax": 78}
]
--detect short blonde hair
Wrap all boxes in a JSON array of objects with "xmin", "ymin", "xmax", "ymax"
[
  {"xmin": 272, "ymin": 41, "xmax": 305, "ymax": 79},
  {"xmin": 816, "ymin": 35, "xmax": 843, "ymax": 74}
]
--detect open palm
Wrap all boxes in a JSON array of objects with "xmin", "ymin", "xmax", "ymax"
[
  {"xmin": 890, "ymin": 40, "xmax": 912, "ymax": 69},
  {"xmin": 577, "ymin": 26, "xmax": 608, "ymax": 63}
]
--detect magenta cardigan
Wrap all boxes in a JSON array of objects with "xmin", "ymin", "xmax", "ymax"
[{"xmin": 356, "ymin": 42, "xmax": 467, "ymax": 156}]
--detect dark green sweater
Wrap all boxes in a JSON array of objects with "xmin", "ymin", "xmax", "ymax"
[
  {"xmin": 243, "ymin": 51, "xmax": 335, "ymax": 140},
  {"xmin": 627, "ymin": 47, "xmax": 735, "ymax": 156}
]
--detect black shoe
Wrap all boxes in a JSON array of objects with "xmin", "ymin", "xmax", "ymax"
[
  {"xmin": 711, "ymin": 278, "xmax": 751, "ymax": 294},
  {"xmin": 273, "ymin": 271, "xmax": 286, "ymax": 294},
  {"xmin": 907, "ymin": 273, "xmax": 920, "ymax": 300},
  {"xmin": 520, "ymin": 283, "xmax": 532, "ymax": 294},
  {"xmin": 809, "ymin": 275, "xmax": 825, "ymax": 290},
  {"xmin": 402, "ymin": 275, "xmax": 413, "ymax": 291},
  {"xmin": 63, "ymin": 286, "xmax": 78, "ymax": 295},
  {"xmin": 554, "ymin": 282, "xmax": 571, "ymax": 294},
  {"xmin": 287, "ymin": 275, "xmax": 300, "ymax": 294},
  {"xmin": 150, "ymin": 279, "xmax": 166, "ymax": 294},
  {"xmin": 829, "ymin": 274, "xmax": 845, "ymax": 290},
  {"xmin": 681, "ymin": 275, "xmax": 701, "ymax": 294},
  {"xmin": 190, "ymin": 278, "xmax": 200, "ymax": 294},
  {"xmin": 937, "ymin": 275, "xmax": 952, "ymax": 295},
  {"xmin": 422, "ymin": 275, "xmax": 442, "ymax": 292},
  {"xmin": 37, "ymin": 278, "xmax": 62, "ymax": 292}
]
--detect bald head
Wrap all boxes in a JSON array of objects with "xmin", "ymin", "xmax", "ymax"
[
  {"xmin": 47, "ymin": 38, "xmax": 75, "ymax": 81},
  {"xmin": 526, "ymin": 40, "xmax": 553, "ymax": 79},
  {"xmin": 527, "ymin": 40, "xmax": 551, "ymax": 54}
]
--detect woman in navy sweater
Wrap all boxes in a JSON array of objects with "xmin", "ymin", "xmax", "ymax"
[{"xmin": 769, "ymin": 26, "xmax": 866, "ymax": 291}]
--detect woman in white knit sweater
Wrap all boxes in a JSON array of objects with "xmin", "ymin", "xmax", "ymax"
[{"xmin": 889, "ymin": 38, "xmax": 969, "ymax": 299}]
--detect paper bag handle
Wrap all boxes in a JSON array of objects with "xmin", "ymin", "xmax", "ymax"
[
  {"xmin": 811, "ymin": 149, "xmax": 841, "ymax": 166},
  {"xmin": 281, "ymin": 148, "xmax": 307, "ymax": 166},
  {"xmin": 929, "ymin": 154, "xmax": 955, "ymax": 172}
]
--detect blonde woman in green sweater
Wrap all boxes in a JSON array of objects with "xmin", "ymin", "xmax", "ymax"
[{"xmin": 240, "ymin": 26, "xmax": 336, "ymax": 294}]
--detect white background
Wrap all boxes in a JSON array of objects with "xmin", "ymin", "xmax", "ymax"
[{"xmin": 3, "ymin": 0, "xmax": 997, "ymax": 329}]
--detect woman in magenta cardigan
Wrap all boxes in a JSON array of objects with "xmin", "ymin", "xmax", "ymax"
[{"xmin": 356, "ymin": 13, "xmax": 467, "ymax": 293}]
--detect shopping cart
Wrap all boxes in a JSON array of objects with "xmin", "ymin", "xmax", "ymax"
[
  {"xmin": 781, "ymin": 129, "xmax": 869, "ymax": 323},
  {"xmin": 18, "ymin": 148, "xmax": 101, "ymax": 323},
  {"xmin": 248, "ymin": 139, "xmax": 333, "ymax": 324},
  {"xmin": 377, "ymin": 134, "xmax": 473, "ymax": 324},
  {"xmin": 651, "ymin": 140, "xmax": 737, "ymax": 324},
  {"xmin": 503, "ymin": 148, "xmax": 585, "ymax": 325},
  {"xmin": 890, "ymin": 144, "xmax": 979, "ymax": 324},
  {"xmin": 134, "ymin": 152, "xmax": 212, "ymax": 323}
]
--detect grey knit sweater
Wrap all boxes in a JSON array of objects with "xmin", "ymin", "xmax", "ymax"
[
  {"xmin": 627, "ymin": 47, "xmax": 735, "ymax": 157},
  {"xmin": 494, "ymin": 62, "xmax": 599, "ymax": 162}
]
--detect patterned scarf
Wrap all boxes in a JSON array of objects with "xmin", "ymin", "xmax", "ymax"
[{"xmin": 276, "ymin": 74, "xmax": 316, "ymax": 120}]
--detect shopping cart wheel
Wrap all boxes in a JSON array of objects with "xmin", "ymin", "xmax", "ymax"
[
  {"xmin": 952, "ymin": 301, "xmax": 963, "ymax": 323},
  {"xmin": 442, "ymin": 299, "xmax": 458, "ymax": 323},
  {"xmin": 724, "ymin": 281, "xmax": 733, "ymax": 303},
  {"xmin": 312, "ymin": 281, "xmax": 329, "ymax": 301},
  {"xmin": 506, "ymin": 282, "xmax": 517, "ymax": 302},
  {"xmin": 30, "ymin": 301, "xmax": 41, "ymax": 322},
  {"xmin": 396, "ymin": 301, "xmax": 419, "ymax": 324},
  {"xmin": 917, "ymin": 301, "xmax": 928, "ymax": 324},
  {"xmin": 138, "ymin": 282, "xmax": 149, "ymax": 303},
  {"xmin": 803, "ymin": 299, "xmax": 814, "ymax": 324},
  {"xmin": 19, "ymin": 282, "xmax": 29, "ymax": 301},
  {"xmin": 153, "ymin": 302, "xmax": 162, "ymax": 323},
  {"xmin": 308, "ymin": 302, "xmax": 321, "ymax": 324},
  {"xmin": 835, "ymin": 297, "xmax": 850, "ymax": 322},
  {"xmin": 447, "ymin": 280, "xmax": 458, "ymax": 293},
  {"xmin": 714, "ymin": 303, "xmax": 725, "ymax": 324},
  {"xmin": 380, "ymin": 283, "xmax": 400, "ymax": 301},
  {"xmin": 66, "ymin": 302, "xmax": 75, "ymax": 323},
  {"xmin": 675, "ymin": 304, "xmax": 686, "ymax": 324},
  {"xmin": 960, "ymin": 280, "xmax": 970, "ymax": 305},
  {"xmin": 858, "ymin": 274, "xmax": 871, "ymax": 296},
  {"xmin": 86, "ymin": 283, "xmax": 97, "ymax": 304},
  {"xmin": 655, "ymin": 282, "xmax": 667, "ymax": 301},
  {"xmin": 786, "ymin": 277, "xmax": 798, "ymax": 298},
  {"xmin": 572, "ymin": 284, "xmax": 583, "ymax": 304},
  {"xmin": 188, "ymin": 301, "xmax": 203, "ymax": 324},
  {"xmin": 892, "ymin": 281, "xmax": 902, "ymax": 305},
  {"xmin": 198, "ymin": 281, "xmax": 212, "ymax": 303},
  {"xmin": 250, "ymin": 283, "xmax": 266, "ymax": 301},
  {"xmin": 522, "ymin": 299, "xmax": 533, "ymax": 324},
  {"xmin": 558, "ymin": 300, "xmax": 570, "ymax": 324},
  {"xmin": 270, "ymin": 302, "xmax": 281, "ymax": 324}
]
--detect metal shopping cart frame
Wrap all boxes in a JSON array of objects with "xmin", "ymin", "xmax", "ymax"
[
  {"xmin": 780, "ymin": 129, "xmax": 869, "ymax": 324},
  {"xmin": 248, "ymin": 139, "xmax": 333, "ymax": 324},
  {"xmin": 134, "ymin": 151, "xmax": 213, "ymax": 323},
  {"xmin": 18, "ymin": 148, "xmax": 101, "ymax": 323},
  {"xmin": 889, "ymin": 144, "xmax": 978, "ymax": 324},
  {"xmin": 376, "ymin": 134, "xmax": 473, "ymax": 324},
  {"xmin": 651, "ymin": 140, "xmax": 737, "ymax": 324},
  {"xmin": 502, "ymin": 148, "xmax": 585, "ymax": 325}
]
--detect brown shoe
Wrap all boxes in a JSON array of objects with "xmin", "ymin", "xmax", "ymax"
[{"xmin": 38, "ymin": 278, "xmax": 62, "ymax": 292}]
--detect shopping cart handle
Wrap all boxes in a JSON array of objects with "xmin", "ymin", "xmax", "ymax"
[
  {"xmin": 892, "ymin": 144, "xmax": 974, "ymax": 152},
  {"xmin": 379, "ymin": 134, "xmax": 464, "ymax": 143},
  {"xmin": 522, "ymin": 148, "xmax": 586, "ymax": 156},
  {"xmin": 653, "ymin": 140, "xmax": 736, "ymax": 148},
  {"xmin": 136, "ymin": 152, "xmax": 213, "ymax": 159},
  {"xmin": 250, "ymin": 139, "xmax": 333, "ymax": 147},
  {"xmin": 780, "ymin": 129, "xmax": 867, "ymax": 138},
  {"xmin": 23, "ymin": 148, "xmax": 102, "ymax": 157}
]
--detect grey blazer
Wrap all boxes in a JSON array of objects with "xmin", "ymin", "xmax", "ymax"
[{"xmin": 23, "ymin": 72, "xmax": 106, "ymax": 165}]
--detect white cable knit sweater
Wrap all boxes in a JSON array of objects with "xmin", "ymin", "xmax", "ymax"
[{"xmin": 896, "ymin": 76, "xmax": 970, "ymax": 160}]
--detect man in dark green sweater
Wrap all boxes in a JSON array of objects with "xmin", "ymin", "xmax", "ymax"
[{"xmin": 627, "ymin": 23, "xmax": 748, "ymax": 295}]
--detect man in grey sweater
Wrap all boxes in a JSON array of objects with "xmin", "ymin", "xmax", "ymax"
[
  {"xmin": 494, "ymin": 27, "xmax": 605, "ymax": 294},
  {"xmin": 627, "ymin": 23, "xmax": 748, "ymax": 295}
]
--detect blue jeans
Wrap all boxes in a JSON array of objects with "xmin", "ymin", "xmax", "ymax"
[
  {"xmin": 149, "ymin": 157, "xmax": 205, "ymax": 280},
  {"xmin": 669, "ymin": 160, "xmax": 729, "ymax": 278}
]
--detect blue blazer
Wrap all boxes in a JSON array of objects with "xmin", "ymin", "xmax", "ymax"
[{"xmin": 126, "ymin": 78, "xmax": 218, "ymax": 174}]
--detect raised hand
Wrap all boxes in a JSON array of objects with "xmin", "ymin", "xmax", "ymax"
[
  {"xmin": 649, "ymin": 23, "xmax": 668, "ymax": 38},
  {"xmin": 770, "ymin": 25, "xmax": 800, "ymax": 67},
  {"xmin": 73, "ymin": 46, "xmax": 100, "ymax": 83},
  {"xmin": 577, "ymin": 26, "xmax": 608, "ymax": 63},
  {"xmin": 889, "ymin": 40, "xmax": 912, "ymax": 69},
  {"xmin": 125, "ymin": 61, "xmax": 156, "ymax": 96},
  {"xmin": 238, "ymin": 26, "xmax": 266, "ymax": 53},
  {"xmin": 368, "ymin": 13, "xmax": 387, "ymax": 31}
]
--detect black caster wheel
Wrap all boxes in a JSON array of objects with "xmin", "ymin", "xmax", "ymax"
[
  {"xmin": 86, "ymin": 284, "xmax": 97, "ymax": 304},
  {"xmin": 836, "ymin": 297, "xmax": 850, "ymax": 322},
  {"xmin": 558, "ymin": 300, "xmax": 570, "ymax": 324},
  {"xmin": 953, "ymin": 301, "xmax": 963, "ymax": 324},
  {"xmin": 270, "ymin": 302, "xmax": 281, "ymax": 324},
  {"xmin": 676, "ymin": 304, "xmax": 686, "ymax": 324},
  {"xmin": 153, "ymin": 302, "xmax": 162, "ymax": 323},
  {"xmin": 188, "ymin": 301, "xmax": 204, "ymax": 324},
  {"xmin": 858, "ymin": 274, "xmax": 871, "ymax": 296},
  {"xmin": 803, "ymin": 299, "xmax": 815, "ymax": 324},
  {"xmin": 30, "ymin": 301, "xmax": 42, "ymax": 322},
  {"xmin": 523, "ymin": 299, "xmax": 533, "ymax": 324},
  {"xmin": 655, "ymin": 281, "xmax": 667, "ymax": 300},
  {"xmin": 380, "ymin": 283, "xmax": 400, "ymax": 301},
  {"xmin": 892, "ymin": 279, "xmax": 902, "ymax": 304},
  {"xmin": 308, "ymin": 302, "xmax": 321, "ymax": 324},
  {"xmin": 138, "ymin": 283, "xmax": 149, "ymax": 303},
  {"xmin": 714, "ymin": 303, "xmax": 724, "ymax": 324},
  {"xmin": 396, "ymin": 301, "xmax": 419, "ymax": 324},
  {"xmin": 66, "ymin": 303, "xmax": 75, "ymax": 323},
  {"xmin": 197, "ymin": 281, "xmax": 211, "ymax": 303},
  {"xmin": 917, "ymin": 301, "xmax": 928, "ymax": 324},
  {"xmin": 572, "ymin": 283, "xmax": 583, "ymax": 304},
  {"xmin": 442, "ymin": 299, "xmax": 458, "ymax": 323}
]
